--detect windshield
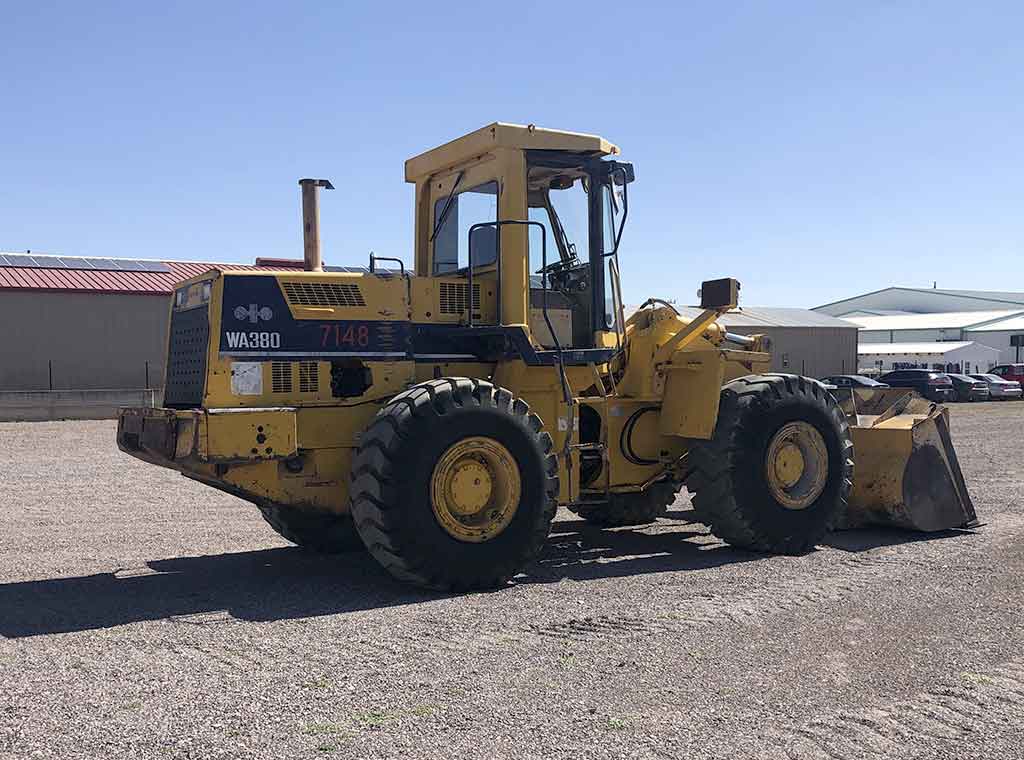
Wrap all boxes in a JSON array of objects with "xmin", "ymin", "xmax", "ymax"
[{"xmin": 526, "ymin": 168, "xmax": 589, "ymax": 270}]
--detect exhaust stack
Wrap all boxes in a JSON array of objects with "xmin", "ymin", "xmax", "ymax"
[{"xmin": 299, "ymin": 178, "xmax": 334, "ymax": 272}]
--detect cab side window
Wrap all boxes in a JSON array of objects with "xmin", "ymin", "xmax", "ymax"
[{"xmin": 433, "ymin": 181, "xmax": 499, "ymax": 274}]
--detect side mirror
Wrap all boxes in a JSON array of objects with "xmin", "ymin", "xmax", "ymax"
[{"xmin": 602, "ymin": 161, "xmax": 635, "ymax": 185}]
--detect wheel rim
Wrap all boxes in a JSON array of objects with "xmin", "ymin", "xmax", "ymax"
[
  {"xmin": 430, "ymin": 436, "xmax": 521, "ymax": 542},
  {"xmin": 764, "ymin": 421, "xmax": 829, "ymax": 510}
]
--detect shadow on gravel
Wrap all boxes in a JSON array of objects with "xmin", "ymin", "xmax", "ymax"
[
  {"xmin": 524, "ymin": 511, "xmax": 764, "ymax": 583},
  {"xmin": 0, "ymin": 547, "xmax": 424, "ymax": 638},
  {"xmin": 0, "ymin": 509, "xmax": 965, "ymax": 638},
  {"xmin": 824, "ymin": 525, "xmax": 976, "ymax": 552}
]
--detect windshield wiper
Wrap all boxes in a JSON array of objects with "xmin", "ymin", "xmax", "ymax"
[
  {"xmin": 429, "ymin": 170, "xmax": 465, "ymax": 243},
  {"xmin": 544, "ymin": 193, "xmax": 578, "ymax": 265}
]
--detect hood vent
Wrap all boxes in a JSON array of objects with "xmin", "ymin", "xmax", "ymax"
[{"xmin": 282, "ymin": 281, "xmax": 365, "ymax": 307}]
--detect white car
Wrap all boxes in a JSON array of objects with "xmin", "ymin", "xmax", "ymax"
[{"xmin": 969, "ymin": 374, "xmax": 1023, "ymax": 400}]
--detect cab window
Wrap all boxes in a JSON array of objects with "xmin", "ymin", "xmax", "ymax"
[{"xmin": 432, "ymin": 181, "xmax": 498, "ymax": 274}]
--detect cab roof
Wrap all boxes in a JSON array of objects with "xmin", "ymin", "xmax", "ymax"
[{"xmin": 404, "ymin": 122, "xmax": 619, "ymax": 183}]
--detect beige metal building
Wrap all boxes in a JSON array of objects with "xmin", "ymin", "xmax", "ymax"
[
  {"xmin": 676, "ymin": 306, "xmax": 859, "ymax": 377},
  {"xmin": 0, "ymin": 254, "xmax": 272, "ymax": 391}
]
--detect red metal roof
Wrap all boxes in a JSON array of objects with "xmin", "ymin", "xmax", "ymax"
[{"xmin": 0, "ymin": 260, "xmax": 280, "ymax": 296}]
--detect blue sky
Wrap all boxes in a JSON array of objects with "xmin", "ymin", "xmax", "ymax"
[{"xmin": 2, "ymin": 2, "xmax": 1021, "ymax": 307}]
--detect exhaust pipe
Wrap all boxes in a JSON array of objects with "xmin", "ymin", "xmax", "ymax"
[{"xmin": 298, "ymin": 178, "xmax": 334, "ymax": 272}]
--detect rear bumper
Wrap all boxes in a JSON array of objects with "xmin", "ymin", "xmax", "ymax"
[
  {"xmin": 118, "ymin": 406, "xmax": 299, "ymax": 470},
  {"xmin": 117, "ymin": 407, "xmax": 191, "ymax": 465},
  {"xmin": 991, "ymin": 387, "xmax": 1022, "ymax": 399},
  {"xmin": 923, "ymin": 387, "xmax": 953, "ymax": 402}
]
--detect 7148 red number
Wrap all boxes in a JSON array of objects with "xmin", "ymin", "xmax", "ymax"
[{"xmin": 320, "ymin": 323, "xmax": 370, "ymax": 348}]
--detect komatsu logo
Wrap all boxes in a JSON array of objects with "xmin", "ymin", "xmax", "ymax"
[{"xmin": 234, "ymin": 304, "xmax": 274, "ymax": 323}]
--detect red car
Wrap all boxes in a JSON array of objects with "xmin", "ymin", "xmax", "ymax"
[{"xmin": 990, "ymin": 364, "xmax": 1024, "ymax": 385}]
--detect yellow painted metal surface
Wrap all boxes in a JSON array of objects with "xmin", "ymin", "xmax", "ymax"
[
  {"xmin": 430, "ymin": 436, "xmax": 521, "ymax": 543},
  {"xmin": 658, "ymin": 348, "xmax": 724, "ymax": 439},
  {"xmin": 837, "ymin": 388, "xmax": 977, "ymax": 531},
  {"xmin": 404, "ymin": 122, "xmax": 618, "ymax": 183},
  {"xmin": 584, "ymin": 397, "xmax": 688, "ymax": 492},
  {"xmin": 118, "ymin": 406, "xmax": 355, "ymax": 514},
  {"xmin": 202, "ymin": 409, "xmax": 298, "ymax": 462}
]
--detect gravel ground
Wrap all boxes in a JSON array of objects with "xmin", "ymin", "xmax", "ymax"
[{"xmin": 1, "ymin": 401, "xmax": 1023, "ymax": 759}]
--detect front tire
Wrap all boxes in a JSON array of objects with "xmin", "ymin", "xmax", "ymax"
[
  {"xmin": 350, "ymin": 378, "xmax": 558, "ymax": 591},
  {"xmin": 685, "ymin": 374, "xmax": 854, "ymax": 554}
]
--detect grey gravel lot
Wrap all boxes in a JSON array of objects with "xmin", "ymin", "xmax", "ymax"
[{"xmin": 1, "ymin": 402, "xmax": 1023, "ymax": 759}]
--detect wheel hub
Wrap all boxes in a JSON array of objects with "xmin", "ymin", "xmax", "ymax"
[
  {"xmin": 448, "ymin": 460, "xmax": 493, "ymax": 515},
  {"xmin": 773, "ymin": 442, "xmax": 805, "ymax": 488},
  {"xmin": 430, "ymin": 436, "xmax": 521, "ymax": 542},
  {"xmin": 765, "ymin": 421, "xmax": 829, "ymax": 510}
]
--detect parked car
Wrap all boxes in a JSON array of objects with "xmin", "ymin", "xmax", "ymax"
[
  {"xmin": 990, "ymin": 363, "xmax": 1024, "ymax": 385},
  {"xmin": 969, "ymin": 373, "xmax": 1024, "ymax": 400},
  {"xmin": 946, "ymin": 374, "xmax": 990, "ymax": 402},
  {"xmin": 877, "ymin": 369, "xmax": 954, "ymax": 402},
  {"xmin": 820, "ymin": 375, "xmax": 889, "ymax": 389}
]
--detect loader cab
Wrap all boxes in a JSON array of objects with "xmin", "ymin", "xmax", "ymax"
[{"xmin": 407, "ymin": 123, "xmax": 633, "ymax": 356}]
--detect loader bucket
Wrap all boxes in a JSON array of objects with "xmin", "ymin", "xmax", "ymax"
[{"xmin": 832, "ymin": 388, "xmax": 977, "ymax": 532}]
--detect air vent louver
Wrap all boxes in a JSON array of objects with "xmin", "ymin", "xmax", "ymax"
[
  {"xmin": 299, "ymin": 361, "xmax": 319, "ymax": 393},
  {"xmin": 282, "ymin": 281, "xmax": 366, "ymax": 307},
  {"xmin": 439, "ymin": 282, "xmax": 481, "ymax": 314},
  {"xmin": 271, "ymin": 362, "xmax": 292, "ymax": 393}
]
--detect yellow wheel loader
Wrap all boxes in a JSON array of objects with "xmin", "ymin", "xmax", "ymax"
[{"xmin": 117, "ymin": 123, "xmax": 977, "ymax": 590}]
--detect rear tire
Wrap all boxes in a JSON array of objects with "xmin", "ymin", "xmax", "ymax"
[
  {"xmin": 349, "ymin": 378, "xmax": 558, "ymax": 591},
  {"xmin": 685, "ymin": 374, "xmax": 854, "ymax": 554},
  {"xmin": 569, "ymin": 481, "xmax": 679, "ymax": 527},
  {"xmin": 257, "ymin": 504, "xmax": 364, "ymax": 553}
]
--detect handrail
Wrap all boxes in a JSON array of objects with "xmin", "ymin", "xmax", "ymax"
[
  {"xmin": 368, "ymin": 254, "xmax": 405, "ymax": 277},
  {"xmin": 467, "ymin": 220, "xmax": 571, "ymax": 406}
]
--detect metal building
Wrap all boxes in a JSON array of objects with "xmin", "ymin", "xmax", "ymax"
[
  {"xmin": 857, "ymin": 341, "xmax": 1001, "ymax": 374},
  {"xmin": 815, "ymin": 287, "xmax": 1024, "ymax": 316},
  {"xmin": 675, "ymin": 306, "xmax": 859, "ymax": 377},
  {"xmin": 814, "ymin": 289, "xmax": 1024, "ymax": 365},
  {"xmin": 0, "ymin": 254, "xmax": 271, "ymax": 391}
]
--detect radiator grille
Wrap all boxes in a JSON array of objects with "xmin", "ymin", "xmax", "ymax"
[
  {"xmin": 164, "ymin": 305, "xmax": 209, "ymax": 408},
  {"xmin": 299, "ymin": 361, "xmax": 319, "ymax": 393},
  {"xmin": 439, "ymin": 282, "xmax": 481, "ymax": 314},
  {"xmin": 281, "ymin": 281, "xmax": 365, "ymax": 307},
  {"xmin": 271, "ymin": 362, "xmax": 292, "ymax": 394}
]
